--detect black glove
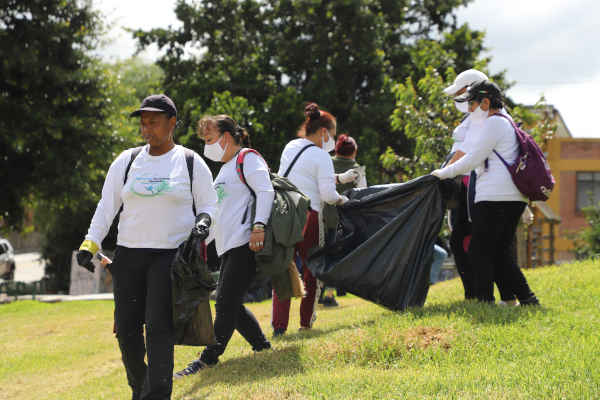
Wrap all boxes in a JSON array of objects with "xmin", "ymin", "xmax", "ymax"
[
  {"xmin": 192, "ymin": 213, "xmax": 211, "ymax": 241},
  {"xmin": 76, "ymin": 250, "xmax": 95, "ymax": 273}
]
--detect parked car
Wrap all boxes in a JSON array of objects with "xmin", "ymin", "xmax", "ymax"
[{"xmin": 0, "ymin": 239, "xmax": 16, "ymax": 280}]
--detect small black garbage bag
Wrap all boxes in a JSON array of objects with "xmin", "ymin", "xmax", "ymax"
[
  {"xmin": 307, "ymin": 175, "xmax": 458, "ymax": 311},
  {"xmin": 171, "ymin": 235, "xmax": 218, "ymax": 346}
]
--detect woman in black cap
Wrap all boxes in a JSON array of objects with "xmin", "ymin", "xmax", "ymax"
[
  {"xmin": 76, "ymin": 94, "xmax": 219, "ymax": 400},
  {"xmin": 431, "ymin": 81, "xmax": 539, "ymax": 306}
]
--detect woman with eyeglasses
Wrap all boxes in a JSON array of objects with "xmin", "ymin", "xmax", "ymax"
[
  {"xmin": 431, "ymin": 80, "xmax": 539, "ymax": 306},
  {"xmin": 271, "ymin": 102, "xmax": 358, "ymax": 336}
]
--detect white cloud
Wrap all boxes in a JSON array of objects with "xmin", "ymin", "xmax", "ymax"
[{"xmin": 456, "ymin": 0, "xmax": 600, "ymax": 137}]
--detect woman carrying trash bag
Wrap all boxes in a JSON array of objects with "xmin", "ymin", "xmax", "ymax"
[
  {"xmin": 174, "ymin": 115, "xmax": 274, "ymax": 379},
  {"xmin": 271, "ymin": 102, "xmax": 358, "ymax": 336},
  {"xmin": 75, "ymin": 94, "xmax": 218, "ymax": 400},
  {"xmin": 431, "ymin": 81, "xmax": 539, "ymax": 306}
]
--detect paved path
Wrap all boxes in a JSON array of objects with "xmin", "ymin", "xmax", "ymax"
[{"xmin": 13, "ymin": 252, "xmax": 45, "ymax": 282}]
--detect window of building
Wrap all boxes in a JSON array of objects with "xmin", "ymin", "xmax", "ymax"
[{"xmin": 577, "ymin": 172, "xmax": 600, "ymax": 210}]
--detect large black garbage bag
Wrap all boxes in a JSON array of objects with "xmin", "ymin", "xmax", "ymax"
[
  {"xmin": 307, "ymin": 175, "xmax": 457, "ymax": 311},
  {"xmin": 171, "ymin": 235, "xmax": 218, "ymax": 346}
]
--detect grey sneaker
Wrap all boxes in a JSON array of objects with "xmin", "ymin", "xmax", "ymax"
[{"xmin": 173, "ymin": 359, "xmax": 207, "ymax": 380}]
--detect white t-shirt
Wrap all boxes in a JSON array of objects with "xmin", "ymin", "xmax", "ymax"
[
  {"xmin": 277, "ymin": 138, "xmax": 339, "ymax": 212},
  {"xmin": 435, "ymin": 115, "xmax": 527, "ymax": 203},
  {"xmin": 209, "ymin": 151, "xmax": 274, "ymax": 257},
  {"xmin": 85, "ymin": 145, "xmax": 219, "ymax": 250}
]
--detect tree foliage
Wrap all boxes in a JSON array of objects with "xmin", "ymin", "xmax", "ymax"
[
  {"xmin": 0, "ymin": 0, "xmax": 110, "ymax": 231},
  {"xmin": 0, "ymin": 0, "xmax": 164, "ymax": 290},
  {"xmin": 134, "ymin": 0, "xmax": 485, "ymax": 182},
  {"xmin": 383, "ymin": 59, "xmax": 556, "ymax": 180},
  {"xmin": 566, "ymin": 198, "xmax": 600, "ymax": 259}
]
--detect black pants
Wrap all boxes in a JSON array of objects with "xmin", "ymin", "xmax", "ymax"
[
  {"xmin": 450, "ymin": 183, "xmax": 517, "ymax": 301},
  {"xmin": 200, "ymin": 244, "xmax": 270, "ymax": 366},
  {"xmin": 468, "ymin": 201, "xmax": 536, "ymax": 303},
  {"xmin": 449, "ymin": 182, "xmax": 478, "ymax": 299},
  {"xmin": 111, "ymin": 246, "xmax": 177, "ymax": 400}
]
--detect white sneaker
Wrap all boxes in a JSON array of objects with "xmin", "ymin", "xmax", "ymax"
[{"xmin": 498, "ymin": 300, "xmax": 520, "ymax": 307}]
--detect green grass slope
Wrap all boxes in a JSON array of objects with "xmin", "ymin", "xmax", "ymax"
[{"xmin": 1, "ymin": 260, "xmax": 598, "ymax": 399}]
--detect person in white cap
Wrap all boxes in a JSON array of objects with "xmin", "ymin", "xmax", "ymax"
[{"xmin": 441, "ymin": 69, "xmax": 488, "ymax": 300}]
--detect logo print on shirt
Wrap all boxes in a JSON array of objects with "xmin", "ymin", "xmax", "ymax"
[
  {"xmin": 131, "ymin": 174, "xmax": 175, "ymax": 197},
  {"xmin": 215, "ymin": 181, "xmax": 228, "ymax": 205}
]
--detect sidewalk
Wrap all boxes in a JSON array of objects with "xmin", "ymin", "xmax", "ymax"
[{"xmin": 0, "ymin": 292, "xmax": 114, "ymax": 304}]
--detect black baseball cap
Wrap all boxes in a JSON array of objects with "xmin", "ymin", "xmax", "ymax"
[
  {"xmin": 454, "ymin": 80, "xmax": 503, "ymax": 103},
  {"xmin": 130, "ymin": 94, "xmax": 177, "ymax": 118}
]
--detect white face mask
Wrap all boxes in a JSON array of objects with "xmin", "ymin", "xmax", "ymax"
[
  {"xmin": 322, "ymin": 129, "xmax": 335, "ymax": 153},
  {"xmin": 469, "ymin": 105, "xmax": 489, "ymax": 124},
  {"xmin": 455, "ymin": 100, "xmax": 469, "ymax": 114},
  {"xmin": 204, "ymin": 134, "xmax": 227, "ymax": 162}
]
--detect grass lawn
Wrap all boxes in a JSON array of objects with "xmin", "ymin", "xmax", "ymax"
[{"xmin": 1, "ymin": 259, "xmax": 599, "ymax": 399}]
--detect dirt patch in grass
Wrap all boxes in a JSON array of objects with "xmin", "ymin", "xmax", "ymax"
[{"xmin": 404, "ymin": 326, "xmax": 454, "ymax": 351}]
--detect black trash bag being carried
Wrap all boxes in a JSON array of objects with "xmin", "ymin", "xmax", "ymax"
[
  {"xmin": 171, "ymin": 235, "xmax": 218, "ymax": 346},
  {"xmin": 306, "ymin": 175, "xmax": 458, "ymax": 311}
]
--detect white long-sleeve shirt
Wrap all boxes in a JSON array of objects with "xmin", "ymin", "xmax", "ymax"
[
  {"xmin": 209, "ymin": 151, "xmax": 275, "ymax": 256},
  {"xmin": 435, "ymin": 115, "xmax": 527, "ymax": 203},
  {"xmin": 277, "ymin": 138, "xmax": 339, "ymax": 212},
  {"xmin": 450, "ymin": 116, "xmax": 471, "ymax": 153},
  {"xmin": 85, "ymin": 145, "xmax": 218, "ymax": 250},
  {"xmin": 458, "ymin": 108, "xmax": 511, "ymax": 154}
]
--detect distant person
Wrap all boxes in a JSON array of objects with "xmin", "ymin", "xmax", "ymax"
[
  {"xmin": 271, "ymin": 102, "xmax": 357, "ymax": 336},
  {"xmin": 430, "ymin": 244, "xmax": 448, "ymax": 285},
  {"xmin": 174, "ymin": 115, "xmax": 273, "ymax": 379},
  {"xmin": 320, "ymin": 133, "xmax": 367, "ymax": 304},
  {"xmin": 332, "ymin": 133, "xmax": 367, "ymax": 190},
  {"xmin": 431, "ymin": 80, "xmax": 540, "ymax": 305},
  {"xmin": 76, "ymin": 94, "xmax": 218, "ymax": 400}
]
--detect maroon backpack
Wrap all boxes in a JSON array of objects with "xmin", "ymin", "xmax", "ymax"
[{"xmin": 491, "ymin": 113, "xmax": 555, "ymax": 201}]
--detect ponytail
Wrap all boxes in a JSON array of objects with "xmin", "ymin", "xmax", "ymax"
[{"xmin": 236, "ymin": 124, "xmax": 251, "ymax": 148}]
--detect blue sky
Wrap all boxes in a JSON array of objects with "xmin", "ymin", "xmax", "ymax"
[{"xmin": 96, "ymin": 0, "xmax": 600, "ymax": 138}]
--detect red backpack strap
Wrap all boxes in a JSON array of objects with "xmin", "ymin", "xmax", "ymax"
[
  {"xmin": 236, "ymin": 148, "xmax": 266, "ymax": 184},
  {"xmin": 236, "ymin": 148, "xmax": 270, "ymax": 200}
]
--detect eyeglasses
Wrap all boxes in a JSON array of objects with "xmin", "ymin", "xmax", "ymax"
[{"xmin": 468, "ymin": 99, "xmax": 479, "ymax": 109}]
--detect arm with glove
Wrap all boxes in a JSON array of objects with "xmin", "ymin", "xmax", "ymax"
[{"xmin": 76, "ymin": 153, "xmax": 129, "ymax": 273}]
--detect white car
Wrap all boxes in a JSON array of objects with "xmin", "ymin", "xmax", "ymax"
[{"xmin": 0, "ymin": 239, "xmax": 16, "ymax": 280}]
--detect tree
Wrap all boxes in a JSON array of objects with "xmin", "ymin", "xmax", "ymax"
[
  {"xmin": 0, "ymin": 0, "xmax": 164, "ymax": 290},
  {"xmin": 134, "ymin": 0, "xmax": 485, "ymax": 182},
  {"xmin": 0, "ymin": 0, "xmax": 109, "ymax": 232}
]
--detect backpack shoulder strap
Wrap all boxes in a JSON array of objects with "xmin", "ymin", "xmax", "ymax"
[
  {"xmin": 184, "ymin": 147, "xmax": 194, "ymax": 182},
  {"xmin": 236, "ymin": 148, "xmax": 268, "ymax": 199},
  {"xmin": 124, "ymin": 146, "xmax": 144, "ymax": 186},
  {"xmin": 283, "ymin": 144, "xmax": 317, "ymax": 178},
  {"xmin": 183, "ymin": 147, "xmax": 196, "ymax": 215}
]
